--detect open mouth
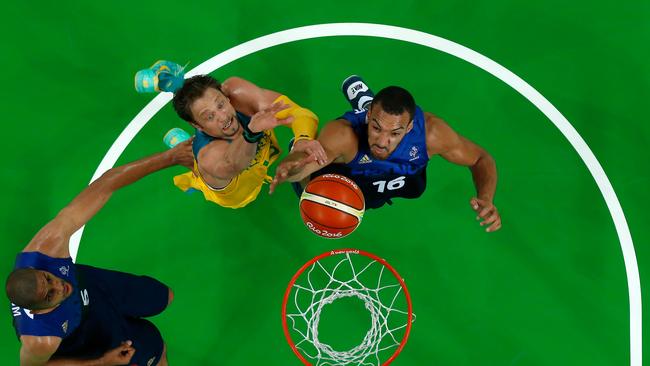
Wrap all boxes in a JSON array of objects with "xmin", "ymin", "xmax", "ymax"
[{"xmin": 222, "ymin": 116, "xmax": 234, "ymax": 131}]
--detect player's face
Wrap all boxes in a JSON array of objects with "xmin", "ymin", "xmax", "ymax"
[
  {"xmin": 366, "ymin": 106, "xmax": 413, "ymax": 160},
  {"xmin": 33, "ymin": 270, "xmax": 73, "ymax": 310},
  {"xmin": 189, "ymin": 87, "xmax": 240, "ymax": 138}
]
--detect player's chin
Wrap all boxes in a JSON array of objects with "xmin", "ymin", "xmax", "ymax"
[
  {"xmin": 222, "ymin": 123, "xmax": 240, "ymax": 137},
  {"xmin": 371, "ymin": 152, "xmax": 389, "ymax": 160}
]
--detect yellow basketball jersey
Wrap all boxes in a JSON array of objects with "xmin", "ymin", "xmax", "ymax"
[{"xmin": 173, "ymin": 129, "xmax": 281, "ymax": 209}]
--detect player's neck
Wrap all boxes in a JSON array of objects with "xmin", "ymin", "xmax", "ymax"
[{"xmin": 30, "ymin": 305, "xmax": 59, "ymax": 315}]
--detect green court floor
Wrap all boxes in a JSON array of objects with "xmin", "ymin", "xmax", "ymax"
[{"xmin": 2, "ymin": 1, "xmax": 649, "ymax": 365}]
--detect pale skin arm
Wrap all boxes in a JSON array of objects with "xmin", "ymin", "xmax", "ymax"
[
  {"xmin": 22, "ymin": 139, "xmax": 194, "ymax": 258},
  {"xmin": 20, "ymin": 336, "xmax": 135, "ymax": 366},
  {"xmin": 425, "ymin": 112, "xmax": 501, "ymax": 232},
  {"xmin": 223, "ymin": 77, "xmax": 327, "ymax": 163},
  {"xmin": 269, "ymin": 119, "xmax": 358, "ymax": 194},
  {"xmin": 196, "ymin": 102, "xmax": 295, "ymax": 187}
]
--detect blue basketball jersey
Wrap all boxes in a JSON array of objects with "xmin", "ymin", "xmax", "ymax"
[
  {"xmin": 314, "ymin": 107, "xmax": 429, "ymax": 209},
  {"xmin": 10, "ymin": 252, "xmax": 86, "ymax": 339}
]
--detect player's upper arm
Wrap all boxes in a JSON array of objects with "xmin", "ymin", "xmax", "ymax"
[
  {"xmin": 317, "ymin": 119, "xmax": 358, "ymax": 164},
  {"xmin": 425, "ymin": 112, "xmax": 486, "ymax": 166},
  {"xmin": 222, "ymin": 77, "xmax": 281, "ymax": 114},
  {"xmin": 196, "ymin": 139, "xmax": 241, "ymax": 182},
  {"xmin": 20, "ymin": 336, "xmax": 61, "ymax": 366},
  {"xmin": 22, "ymin": 218, "xmax": 70, "ymax": 258}
]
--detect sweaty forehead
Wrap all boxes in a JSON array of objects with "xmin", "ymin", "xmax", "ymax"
[
  {"xmin": 190, "ymin": 88, "xmax": 226, "ymax": 115},
  {"xmin": 370, "ymin": 108, "xmax": 411, "ymax": 128}
]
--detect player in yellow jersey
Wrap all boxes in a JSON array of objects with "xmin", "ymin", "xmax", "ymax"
[{"xmin": 170, "ymin": 75, "xmax": 326, "ymax": 208}]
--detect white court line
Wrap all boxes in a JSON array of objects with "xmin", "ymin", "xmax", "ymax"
[{"xmin": 68, "ymin": 23, "xmax": 641, "ymax": 365}]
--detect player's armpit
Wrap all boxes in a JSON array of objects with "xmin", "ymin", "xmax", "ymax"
[{"xmin": 20, "ymin": 336, "xmax": 60, "ymax": 366}]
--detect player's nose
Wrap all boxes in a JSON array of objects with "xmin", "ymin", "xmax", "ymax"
[{"xmin": 377, "ymin": 134, "xmax": 390, "ymax": 147}]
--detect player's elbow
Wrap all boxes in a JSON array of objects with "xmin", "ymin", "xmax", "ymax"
[
  {"xmin": 96, "ymin": 167, "xmax": 124, "ymax": 190},
  {"xmin": 470, "ymin": 149, "xmax": 496, "ymax": 171},
  {"xmin": 221, "ymin": 77, "xmax": 246, "ymax": 95}
]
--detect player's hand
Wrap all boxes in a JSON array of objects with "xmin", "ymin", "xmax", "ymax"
[
  {"xmin": 470, "ymin": 197, "xmax": 501, "ymax": 232},
  {"xmin": 248, "ymin": 102, "xmax": 295, "ymax": 133},
  {"xmin": 269, "ymin": 155, "xmax": 315, "ymax": 195},
  {"xmin": 169, "ymin": 136, "xmax": 195, "ymax": 170},
  {"xmin": 101, "ymin": 340, "xmax": 136, "ymax": 366},
  {"xmin": 292, "ymin": 139, "xmax": 327, "ymax": 165}
]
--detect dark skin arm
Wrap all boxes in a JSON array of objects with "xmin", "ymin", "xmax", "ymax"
[
  {"xmin": 269, "ymin": 119, "xmax": 358, "ymax": 193},
  {"xmin": 17, "ymin": 141, "xmax": 192, "ymax": 365},
  {"xmin": 22, "ymin": 139, "xmax": 193, "ymax": 257},
  {"xmin": 425, "ymin": 112, "xmax": 501, "ymax": 232}
]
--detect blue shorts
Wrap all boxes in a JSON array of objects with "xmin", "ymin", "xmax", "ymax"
[{"xmin": 53, "ymin": 265, "xmax": 168, "ymax": 365}]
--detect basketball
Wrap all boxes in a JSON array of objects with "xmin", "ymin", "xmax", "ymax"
[{"xmin": 299, "ymin": 174, "xmax": 365, "ymax": 238}]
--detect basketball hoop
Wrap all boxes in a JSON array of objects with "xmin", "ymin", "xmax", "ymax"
[{"xmin": 282, "ymin": 249, "xmax": 414, "ymax": 365}]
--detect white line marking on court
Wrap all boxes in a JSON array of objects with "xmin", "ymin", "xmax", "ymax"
[{"xmin": 68, "ymin": 23, "xmax": 641, "ymax": 365}]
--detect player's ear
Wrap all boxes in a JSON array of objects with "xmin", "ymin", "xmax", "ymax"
[
  {"xmin": 406, "ymin": 119, "xmax": 414, "ymax": 133},
  {"xmin": 189, "ymin": 120, "xmax": 202, "ymax": 132}
]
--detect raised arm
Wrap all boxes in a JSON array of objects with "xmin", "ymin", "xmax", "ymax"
[
  {"xmin": 22, "ymin": 140, "xmax": 194, "ymax": 258},
  {"xmin": 269, "ymin": 119, "xmax": 357, "ymax": 194},
  {"xmin": 221, "ymin": 76, "xmax": 280, "ymax": 114},
  {"xmin": 425, "ymin": 112, "xmax": 501, "ymax": 232},
  {"xmin": 222, "ymin": 77, "xmax": 326, "ymax": 164},
  {"xmin": 196, "ymin": 102, "xmax": 295, "ymax": 187}
]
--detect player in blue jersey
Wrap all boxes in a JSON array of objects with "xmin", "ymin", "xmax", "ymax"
[
  {"xmin": 270, "ymin": 76, "xmax": 501, "ymax": 232},
  {"xmin": 5, "ymin": 140, "xmax": 194, "ymax": 366}
]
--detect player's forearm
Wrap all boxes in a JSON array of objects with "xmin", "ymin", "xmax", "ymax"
[
  {"xmin": 283, "ymin": 152, "xmax": 316, "ymax": 182},
  {"xmin": 57, "ymin": 149, "xmax": 180, "ymax": 237},
  {"xmin": 469, "ymin": 152, "xmax": 497, "ymax": 202}
]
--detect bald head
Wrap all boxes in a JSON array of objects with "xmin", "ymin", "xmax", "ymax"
[{"xmin": 6, "ymin": 268, "xmax": 42, "ymax": 309}]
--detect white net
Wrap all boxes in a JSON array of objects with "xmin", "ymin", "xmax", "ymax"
[{"xmin": 285, "ymin": 251, "xmax": 414, "ymax": 365}]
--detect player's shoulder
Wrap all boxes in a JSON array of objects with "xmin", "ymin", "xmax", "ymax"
[{"xmin": 423, "ymin": 112, "xmax": 461, "ymax": 154}]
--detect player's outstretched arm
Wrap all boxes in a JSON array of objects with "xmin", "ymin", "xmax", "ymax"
[
  {"xmin": 198, "ymin": 102, "xmax": 295, "ymax": 187},
  {"xmin": 424, "ymin": 112, "xmax": 501, "ymax": 232},
  {"xmin": 22, "ymin": 139, "xmax": 194, "ymax": 258},
  {"xmin": 269, "ymin": 119, "xmax": 356, "ymax": 194},
  {"xmin": 222, "ymin": 77, "xmax": 326, "ymax": 164}
]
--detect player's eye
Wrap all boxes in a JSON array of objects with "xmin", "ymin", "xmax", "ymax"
[
  {"xmin": 207, "ymin": 113, "xmax": 215, "ymax": 121},
  {"xmin": 217, "ymin": 102, "xmax": 224, "ymax": 109},
  {"xmin": 391, "ymin": 132, "xmax": 400, "ymax": 137},
  {"xmin": 46, "ymin": 290, "xmax": 53, "ymax": 302},
  {"xmin": 372, "ymin": 126, "xmax": 380, "ymax": 131}
]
